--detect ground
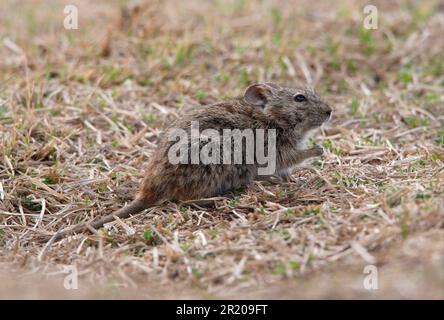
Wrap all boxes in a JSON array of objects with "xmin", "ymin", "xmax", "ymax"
[{"xmin": 0, "ymin": 0, "xmax": 443, "ymax": 299}]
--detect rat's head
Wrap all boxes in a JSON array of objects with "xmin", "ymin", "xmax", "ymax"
[{"xmin": 243, "ymin": 83, "xmax": 332, "ymax": 130}]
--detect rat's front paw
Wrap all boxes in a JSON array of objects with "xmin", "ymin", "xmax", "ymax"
[{"xmin": 311, "ymin": 145, "xmax": 324, "ymax": 156}]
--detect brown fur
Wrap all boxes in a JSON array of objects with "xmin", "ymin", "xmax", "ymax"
[{"xmin": 48, "ymin": 83, "xmax": 332, "ymax": 242}]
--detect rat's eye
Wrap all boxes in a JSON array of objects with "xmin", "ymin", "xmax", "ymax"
[{"xmin": 294, "ymin": 94, "xmax": 307, "ymax": 102}]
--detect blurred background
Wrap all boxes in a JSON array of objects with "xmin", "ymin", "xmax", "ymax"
[{"xmin": 0, "ymin": 0, "xmax": 442, "ymax": 299}]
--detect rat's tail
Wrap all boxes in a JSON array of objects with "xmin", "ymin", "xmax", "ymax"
[
  {"xmin": 47, "ymin": 198, "xmax": 149, "ymax": 243},
  {"xmin": 89, "ymin": 198, "xmax": 149, "ymax": 229}
]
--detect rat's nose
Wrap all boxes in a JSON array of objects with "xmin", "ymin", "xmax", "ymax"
[{"xmin": 321, "ymin": 102, "xmax": 332, "ymax": 120}]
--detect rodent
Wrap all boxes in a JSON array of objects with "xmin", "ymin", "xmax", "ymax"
[{"xmin": 48, "ymin": 82, "xmax": 332, "ymax": 242}]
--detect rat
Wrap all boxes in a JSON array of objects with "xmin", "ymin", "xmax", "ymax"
[{"xmin": 47, "ymin": 83, "xmax": 332, "ymax": 242}]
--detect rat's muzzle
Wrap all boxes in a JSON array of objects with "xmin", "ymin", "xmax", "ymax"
[{"xmin": 322, "ymin": 103, "xmax": 332, "ymax": 122}]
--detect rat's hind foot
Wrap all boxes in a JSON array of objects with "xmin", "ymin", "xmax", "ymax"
[{"xmin": 280, "ymin": 173, "xmax": 297, "ymax": 183}]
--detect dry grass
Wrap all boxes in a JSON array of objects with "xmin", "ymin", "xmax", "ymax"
[{"xmin": 0, "ymin": 0, "xmax": 443, "ymax": 299}]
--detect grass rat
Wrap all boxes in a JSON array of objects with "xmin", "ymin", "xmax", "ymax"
[{"xmin": 48, "ymin": 82, "xmax": 332, "ymax": 242}]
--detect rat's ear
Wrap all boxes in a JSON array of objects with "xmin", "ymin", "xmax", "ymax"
[
  {"xmin": 244, "ymin": 83, "xmax": 275, "ymax": 107},
  {"xmin": 264, "ymin": 82, "xmax": 281, "ymax": 90}
]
